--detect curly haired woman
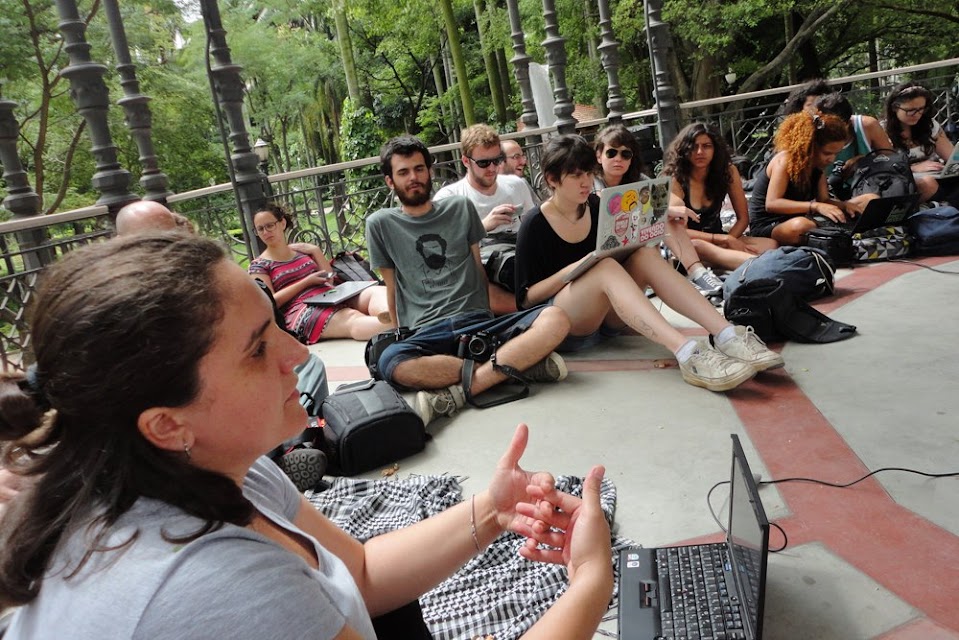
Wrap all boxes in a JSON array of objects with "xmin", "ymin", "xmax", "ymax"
[
  {"xmin": 748, "ymin": 112, "xmax": 873, "ymax": 246},
  {"xmin": 663, "ymin": 123, "xmax": 777, "ymax": 272}
]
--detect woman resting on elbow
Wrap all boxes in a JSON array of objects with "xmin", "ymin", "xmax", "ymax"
[
  {"xmin": 249, "ymin": 202, "xmax": 392, "ymax": 342},
  {"xmin": 748, "ymin": 112, "xmax": 875, "ymax": 247},
  {"xmin": 663, "ymin": 123, "xmax": 777, "ymax": 272},
  {"xmin": 514, "ymin": 135, "xmax": 783, "ymax": 393},
  {"xmin": 0, "ymin": 233, "xmax": 614, "ymax": 640}
]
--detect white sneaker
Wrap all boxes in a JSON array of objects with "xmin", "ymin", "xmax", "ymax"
[
  {"xmin": 714, "ymin": 325, "xmax": 785, "ymax": 372},
  {"xmin": 414, "ymin": 384, "xmax": 466, "ymax": 426},
  {"xmin": 679, "ymin": 344, "xmax": 756, "ymax": 392}
]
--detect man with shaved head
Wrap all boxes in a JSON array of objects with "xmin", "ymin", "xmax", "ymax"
[{"xmin": 114, "ymin": 200, "xmax": 194, "ymax": 235}]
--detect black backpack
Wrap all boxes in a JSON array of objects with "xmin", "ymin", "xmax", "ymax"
[{"xmin": 849, "ymin": 148, "xmax": 918, "ymax": 199}]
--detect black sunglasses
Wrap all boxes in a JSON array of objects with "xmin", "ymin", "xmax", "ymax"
[
  {"xmin": 468, "ymin": 154, "xmax": 506, "ymax": 169},
  {"xmin": 604, "ymin": 148, "xmax": 634, "ymax": 160}
]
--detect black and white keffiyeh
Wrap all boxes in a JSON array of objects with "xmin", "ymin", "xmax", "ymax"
[{"xmin": 308, "ymin": 474, "xmax": 635, "ymax": 640}]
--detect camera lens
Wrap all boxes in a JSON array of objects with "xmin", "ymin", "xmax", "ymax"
[{"xmin": 468, "ymin": 336, "xmax": 488, "ymax": 357}]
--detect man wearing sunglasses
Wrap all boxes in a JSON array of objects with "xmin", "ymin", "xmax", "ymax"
[{"xmin": 436, "ymin": 125, "xmax": 539, "ymax": 314}]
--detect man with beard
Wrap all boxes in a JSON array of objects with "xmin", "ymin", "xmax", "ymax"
[
  {"xmin": 366, "ymin": 135, "xmax": 570, "ymax": 426},
  {"xmin": 436, "ymin": 125, "xmax": 538, "ymax": 314}
]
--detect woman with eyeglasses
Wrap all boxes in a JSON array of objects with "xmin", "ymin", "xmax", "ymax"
[
  {"xmin": 662, "ymin": 124, "xmax": 778, "ymax": 272},
  {"xmin": 515, "ymin": 135, "xmax": 783, "ymax": 393},
  {"xmin": 249, "ymin": 203, "xmax": 392, "ymax": 343},
  {"xmin": 748, "ymin": 112, "xmax": 870, "ymax": 246},
  {"xmin": 593, "ymin": 124, "xmax": 727, "ymax": 299},
  {"xmin": 882, "ymin": 82, "xmax": 956, "ymax": 203}
]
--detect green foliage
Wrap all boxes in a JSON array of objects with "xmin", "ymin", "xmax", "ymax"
[{"xmin": 338, "ymin": 97, "xmax": 385, "ymax": 162}]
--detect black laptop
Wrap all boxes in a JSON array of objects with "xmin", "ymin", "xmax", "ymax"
[
  {"xmin": 618, "ymin": 434, "xmax": 770, "ymax": 640},
  {"xmin": 846, "ymin": 193, "xmax": 920, "ymax": 234}
]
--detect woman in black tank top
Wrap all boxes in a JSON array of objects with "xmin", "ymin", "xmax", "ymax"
[
  {"xmin": 748, "ymin": 112, "xmax": 872, "ymax": 246},
  {"xmin": 663, "ymin": 124, "xmax": 778, "ymax": 271}
]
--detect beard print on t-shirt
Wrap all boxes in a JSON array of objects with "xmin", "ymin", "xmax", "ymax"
[{"xmin": 415, "ymin": 233, "xmax": 454, "ymax": 287}]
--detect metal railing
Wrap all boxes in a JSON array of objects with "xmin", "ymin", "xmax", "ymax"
[{"xmin": 0, "ymin": 60, "xmax": 956, "ymax": 370}]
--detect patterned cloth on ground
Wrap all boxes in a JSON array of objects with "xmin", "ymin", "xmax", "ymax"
[{"xmin": 307, "ymin": 474, "xmax": 636, "ymax": 640}]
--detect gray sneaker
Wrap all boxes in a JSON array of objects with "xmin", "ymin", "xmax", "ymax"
[
  {"xmin": 690, "ymin": 268, "xmax": 724, "ymax": 297},
  {"xmin": 679, "ymin": 344, "xmax": 756, "ymax": 392},
  {"xmin": 414, "ymin": 384, "xmax": 466, "ymax": 426},
  {"xmin": 713, "ymin": 325, "xmax": 785, "ymax": 372},
  {"xmin": 522, "ymin": 352, "xmax": 568, "ymax": 382}
]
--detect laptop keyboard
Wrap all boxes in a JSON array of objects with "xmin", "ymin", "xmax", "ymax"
[{"xmin": 654, "ymin": 545, "xmax": 747, "ymax": 640}]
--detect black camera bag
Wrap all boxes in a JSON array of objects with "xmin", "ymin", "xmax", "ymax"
[
  {"xmin": 803, "ymin": 227, "xmax": 853, "ymax": 267},
  {"xmin": 321, "ymin": 379, "xmax": 427, "ymax": 476},
  {"xmin": 365, "ymin": 327, "xmax": 417, "ymax": 380}
]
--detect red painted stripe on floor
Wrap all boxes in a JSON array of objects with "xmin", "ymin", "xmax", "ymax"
[
  {"xmin": 326, "ymin": 365, "xmax": 374, "ymax": 382},
  {"xmin": 876, "ymin": 618, "xmax": 959, "ymax": 640},
  {"xmin": 817, "ymin": 257, "xmax": 959, "ymax": 315},
  {"xmin": 728, "ymin": 370, "xmax": 959, "ymax": 633},
  {"xmin": 568, "ymin": 358, "xmax": 678, "ymax": 373}
]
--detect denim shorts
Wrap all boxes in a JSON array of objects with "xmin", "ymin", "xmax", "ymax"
[
  {"xmin": 557, "ymin": 324, "xmax": 623, "ymax": 353},
  {"xmin": 378, "ymin": 306, "xmax": 546, "ymax": 385}
]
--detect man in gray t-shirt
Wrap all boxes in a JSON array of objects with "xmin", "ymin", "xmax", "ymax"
[
  {"xmin": 365, "ymin": 135, "xmax": 570, "ymax": 426},
  {"xmin": 434, "ymin": 124, "xmax": 538, "ymax": 315}
]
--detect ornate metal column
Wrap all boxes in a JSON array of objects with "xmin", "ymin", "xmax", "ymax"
[
  {"xmin": 0, "ymin": 101, "xmax": 51, "ymax": 270},
  {"xmin": 541, "ymin": 0, "xmax": 577, "ymax": 134},
  {"xmin": 54, "ymin": 0, "xmax": 137, "ymax": 213},
  {"xmin": 102, "ymin": 0, "xmax": 172, "ymax": 203},
  {"xmin": 505, "ymin": 0, "xmax": 540, "ymax": 137},
  {"xmin": 597, "ymin": 0, "xmax": 626, "ymax": 123},
  {"xmin": 200, "ymin": 0, "xmax": 268, "ymax": 257},
  {"xmin": 644, "ymin": 0, "xmax": 681, "ymax": 146}
]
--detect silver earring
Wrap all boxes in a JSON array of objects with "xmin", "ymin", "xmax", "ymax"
[{"xmin": 183, "ymin": 441, "xmax": 192, "ymax": 460}]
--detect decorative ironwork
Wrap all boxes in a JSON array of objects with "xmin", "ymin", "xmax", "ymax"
[
  {"xmin": 596, "ymin": 0, "xmax": 626, "ymax": 122},
  {"xmin": 505, "ymin": 0, "xmax": 540, "ymax": 137},
  {"xmin": 644, "ymin": 0, "xmax": 681, "ymax": 147},
  {"xmin": 541, "ymin": 0, "xmax": 577, "ymax": 134},
  {"xmin": 54, "ymin": 0, "xmax": 137, "ymax": 213},
  {"xmin": 102, "ymin": 0, "xmax": 172, "ymax": 203}
]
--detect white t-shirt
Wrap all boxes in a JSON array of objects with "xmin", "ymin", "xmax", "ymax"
[
  {"xmin": 6, "ymin": 458, "xmax": 375, "ymax": 640},
  {"xmin": 435, "ymin": 174, "xmax": 537, "ymax": 241}
]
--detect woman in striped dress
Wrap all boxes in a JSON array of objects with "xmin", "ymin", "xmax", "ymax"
[{"xmin": 249, "ymin": 203, "xmax": 392, "ymax": 342}]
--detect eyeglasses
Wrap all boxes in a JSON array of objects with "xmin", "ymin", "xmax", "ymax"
[
  {"xmin": 468, "ymin": 154, "xmax": 506, "ymax": 169},
  {"xmin": 506, "ymin": 152, "xmax": 526, "ymax": 161},
  {"xmin": 896, "ymin": 105, "xmax": 927, "ymax": 117},
  {"xmin": 254, "ymin": 221, "xmax": 280, "ymax": 234},
  {"xmin": 603, "ymin": 148, "xmax": 634, "ymax": 160}
]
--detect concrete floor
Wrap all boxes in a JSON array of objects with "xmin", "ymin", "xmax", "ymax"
[{"xmin": 309, "ymin": 256, "xmax": 959, "ymax": 640}]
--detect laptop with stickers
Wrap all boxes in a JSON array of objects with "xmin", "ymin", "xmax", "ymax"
[
  {"xmin": 562, "ymin": 177, "xmax": 670, "ymax": 283},
  {"xmin": 618, "ymin": 434, "xmax": 770, "ymax": 640},
  {"xmin": 846, "ymin": 193, "xmax": 920, "ymax": 234}
]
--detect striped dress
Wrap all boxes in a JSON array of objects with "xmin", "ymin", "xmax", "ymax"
[{"xmin": 249, "ymin": 252, "xmax": 342, "ymax": 344}]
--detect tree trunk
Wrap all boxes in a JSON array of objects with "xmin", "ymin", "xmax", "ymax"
[
  {"xmin": 332, "ymin": 0, "xmax": 369, "ymax": 109},
  {"xmin": 473, "ymin": 0, "xmax": 507, "ymax": 124},
  {"xmin": 439, "ymin": 0, "xmax": 475, "ymax": 125}
]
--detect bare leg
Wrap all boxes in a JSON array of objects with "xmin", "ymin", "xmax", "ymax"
[
  {"xmin": 393, "ymin": 354, "xmax": 463, "ymax": 389},
  {"xmin": 488, "ymin": 283, "xmax": 518, "ymax": 315},
  {"xmin": 742, "ymin": 236, "xmax": 778, "ymax": 253},
  {"xmin": 691, "ymin": 240, "xmax": 753, "ymax": 272},
  {"xmin": 320, "ymin": 309, "xmax": 390, "ymax": 341},
  {"xmin": 624, "ymin": 247, "xmax": 729, "ymax": 336},
  {"xmin": 915, "ymin": 176, "xmax": 939, "ymax": 203},
  {"xmin": 663, "ymin": 220, "xmax": 703, "ymax": 271},
  {"xmin": 770, "ymin": 217, "xmax": 817, "ymax": 246},
  {"xmin": 553, "ymin": 258, "xmax": 689, "ymax": 352},
  {"xmin": 353, "ymin": 286, "xmax": 390, "ymax": 317}
]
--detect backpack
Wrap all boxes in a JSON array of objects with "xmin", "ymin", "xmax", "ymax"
[
  {"xmin": 480, "ymin": 242, "xmax": 517, "ymax": 292},
  {"xmin": 331, "ymin": 250, "xmax": 381, "ymax": 283},
  {"xmin": 849, "ymin": 148, "xmax": 918, "ymax": 199},
  {"xmin": 723, "ymin": 246, "xmax": 835, "ymax": 302},
  {"xmin": 905, "ymin": 205, "xmax": 959, "ymax": 256},
  {"xmin": 803, "ymin": 227, "xmax": 853, "ymax": 267},
  {"xmin": 852, "ymin": 225, "xmax": 914, "ymax": 262}
]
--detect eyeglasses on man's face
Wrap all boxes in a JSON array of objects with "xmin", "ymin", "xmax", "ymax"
[
  {"xmin": 896, "ymin": 105, "xmax": 927, "ymax": 117},
  {"xmin": 604, "ymin": 148, "xmax": 634, "ymax": 160},
  {"xmin": 468, "ymin": 154, "xmax": 506, "ymax": 169},
  {"xmin": 255, "ymin": 220, "xmax": 280, "ymax": 234}
]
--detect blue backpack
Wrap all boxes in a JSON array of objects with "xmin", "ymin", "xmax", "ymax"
[
  {"xmin": 906, "ymin": 205, "xmax": 959, "ymax": 256},
  {"xmin": 723, "ymin": 246, "xmax": 836, "ymax": 302}
]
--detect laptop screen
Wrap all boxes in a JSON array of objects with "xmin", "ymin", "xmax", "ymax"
[{"xmin": 726, "ymin": 435, "xmax": 771, "ymax": 639}]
